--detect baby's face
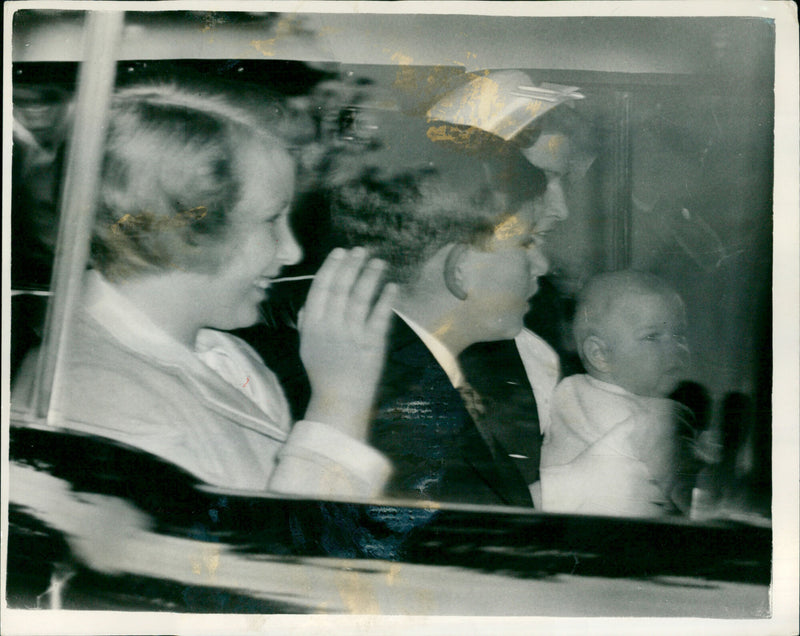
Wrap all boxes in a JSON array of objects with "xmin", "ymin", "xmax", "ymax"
[{"xmin": 602, "ymin": 291, "xmax": 690, "ymax": 398}]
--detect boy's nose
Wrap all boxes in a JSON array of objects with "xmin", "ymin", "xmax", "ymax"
[
  {"xmin": 529, "ymin": 245, "xmax": 550, "ymax": 277},
  {"xmin": 543, "ymin": 174, "xmax": 569, "ymax": 222}
]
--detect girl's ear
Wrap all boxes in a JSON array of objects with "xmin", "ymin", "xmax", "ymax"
[
  {"xmin": 443, "ymin": 243, "xmax": 469, "ymax": 301},
  {"xmin": 582, "ymin": 335, "xmax": 611, "ymax": 373}
]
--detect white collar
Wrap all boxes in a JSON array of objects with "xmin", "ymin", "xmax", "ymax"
[
  {"xmin": 584, "ymin": 374, "xmax": 636, "ymax": 396},
  {"xmin": 394, "ymin": 310, "xmax": 466, "ymax": 389},
  {"xmin": 83, "ymin": 270, "xmax": 224, "ymax": 366},
  {"xmin": 83, "ymin": 270, "xmax": 192, "ymax": 355}
]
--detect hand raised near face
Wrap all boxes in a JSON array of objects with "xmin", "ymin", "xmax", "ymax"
[{"xmin": 299, "ymin": 247, "xmax": 397, "ymax": 440}]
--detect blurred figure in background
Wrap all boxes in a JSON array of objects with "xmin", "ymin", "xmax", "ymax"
[
  {"xmin": 11, "ymin": 76, "xmax": 75, "ymax": 379},
  {"xmin": 12, "ymin": 79, "xmax": 74, "ymax": 288}
]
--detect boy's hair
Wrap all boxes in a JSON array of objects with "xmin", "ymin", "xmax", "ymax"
[
  {"xmin": 328, "ymin": 158, "xmax": 547, "ymax": 285},
  {"xmin": 573, "ymin": 270, "xmax": 681, "ymax": 351},
  {"xmin": 327, "ymin": 170, "xmax": 489, "ymax": 284},
  {"xmin": 91, "ymin": 83, "xmax": 287, "ymax": 281}
]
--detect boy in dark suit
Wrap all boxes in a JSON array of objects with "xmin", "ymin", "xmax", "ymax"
[{"xmin": 329, "ymin": 153, "xmax": 559, "ymax": 507}]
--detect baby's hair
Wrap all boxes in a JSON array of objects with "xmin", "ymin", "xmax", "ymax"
[
  {"xmin": 573, "ymin": 270, "xmax": 681, "ymax": 352},
  {"xmin": 91, "ymin": 82, "xmax": 287, "ymax": 282}
]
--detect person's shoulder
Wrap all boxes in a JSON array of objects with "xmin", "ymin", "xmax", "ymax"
[
  {"xmin": 60, "ymin": 313, "xmax": 198, "ymax": 412},
  {"xmin": 553, "ymin": 374, "xmax": 644, "ymax": 431},
  {"xmin": 554, "ymin": 373, "xmax": 591, "ymax": 394},
  {"xmin": 550, "ymin": 374, "xmax": 593, "ymax": 420}
]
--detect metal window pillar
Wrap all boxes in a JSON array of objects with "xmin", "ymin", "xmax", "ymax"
[
  {"xmin": 609, "ymin": 90, "xmax": 633, "ymax": 271},
  {"xmin": 33, "ymin": 11, "xmax": 124, "ymax": 420}
]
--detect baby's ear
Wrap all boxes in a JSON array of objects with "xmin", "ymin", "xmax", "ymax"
[{"xmin": 581, "ymin": 335, "xmax": 610, "ymax": 373}]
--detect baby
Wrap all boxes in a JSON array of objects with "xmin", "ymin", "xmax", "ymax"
[{"xmin": 536, "ymin": 270, "xmax": 691, "ymax": 517}]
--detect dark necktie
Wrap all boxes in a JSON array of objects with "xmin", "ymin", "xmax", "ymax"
[
  {"xmin": 457, "ymin": 382, "xmax": 487, "ymax": 434},
  {"xmin": 457, "ymin": 377, "xmax": 533, "ymax": 508},
  {"xmin": 460, "ymin": 340, "xmax": 543, "ymax": 494}
]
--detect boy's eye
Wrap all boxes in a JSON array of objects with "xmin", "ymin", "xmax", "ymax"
[{"xmin": 523, "ymin": 232, "xmax": 547, "ymax": 248}]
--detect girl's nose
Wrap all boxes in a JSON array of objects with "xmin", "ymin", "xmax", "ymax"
[{"xmin": 277, "ymin": 218, "xmax": 303, "ymax": 266}]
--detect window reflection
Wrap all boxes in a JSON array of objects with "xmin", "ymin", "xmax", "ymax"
[{"xmin": 9, "ymin": 22, "xmax": 773, "ymax": 523}]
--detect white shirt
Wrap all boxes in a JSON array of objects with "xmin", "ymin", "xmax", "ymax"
[{"xmin": 395, "ymin": 310, "xmax": 466, "ymax": 389}]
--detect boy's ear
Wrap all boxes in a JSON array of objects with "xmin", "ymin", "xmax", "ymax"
[
  {"xmin": 443, "ymin": 243, "xmax": 469, "ymax": 301},
  {"xmin": 582, "ymin": 335, "xmax": 611, "ymax": 373}
]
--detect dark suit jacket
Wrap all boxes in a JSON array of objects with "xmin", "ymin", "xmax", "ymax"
[{"xmin": 370, "ymin": 317, "xmax": 533, "ymax": 508}]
